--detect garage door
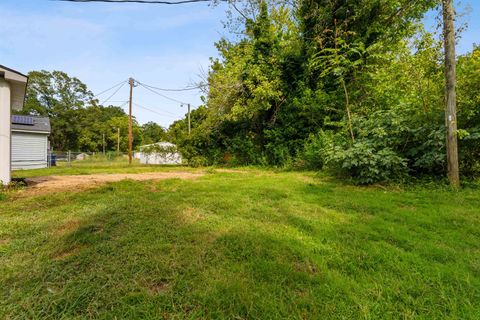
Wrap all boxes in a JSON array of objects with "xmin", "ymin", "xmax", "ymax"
[{"xmin": 12, "ymin": 132, "xmax": 48, "ymax": 170}]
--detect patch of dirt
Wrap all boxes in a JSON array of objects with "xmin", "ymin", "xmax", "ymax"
[
  {"xmin": 214, "ymin": 169, "xmax": 250, "ymax": 174},
  {"xmin": 180, "ymin": 207, "xmax": 205, "ymax": 224},
  {"xmin": 295, "ymin": 260, "xmax": 319, "ymax": 275},
  {"xmin": 53, "ymin": 246, "xmax": 83, "ymax": 261},
  {"xmin": 145, "ymin": 281, "xmax": 171, "ymax": 295},
  {"xmin": 21, "ymin": 171, "xmax": 204, "ymax": 196},
  {"xmin": 55, "ymin": 220, "xmax": 82, "ymax": 236},
  {"xmin": 0, "ymin": 238, "xmax": 12, "ymax": 246}
]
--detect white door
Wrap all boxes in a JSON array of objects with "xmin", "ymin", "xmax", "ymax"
[{"xmin": 11, "ymin": 132, "xmax": 48, "ymax": 170}]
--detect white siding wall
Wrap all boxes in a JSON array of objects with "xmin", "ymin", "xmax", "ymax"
[
  {"xmin": 0, "ymin": 79, "xmax": 11, "ymax": 184},
  {"xmin": 11, "ymin": 132, "xmax": 48, "ymax": 170},
  {"xmin": 139, "ymin": 152, "xmax": 182, "ymax": 165}
]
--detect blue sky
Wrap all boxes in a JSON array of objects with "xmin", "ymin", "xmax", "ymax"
[{"xmin": 1, "ymin": 0, "xmax": 478, "ymax": 128}]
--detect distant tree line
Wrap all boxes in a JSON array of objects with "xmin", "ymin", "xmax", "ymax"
[
  {"xmin": 167, "ymin": 0, "xmax": 480, "ymax": 184},
  {"xmin": 21, "ymin": 70, "xmax": 167, "ymax": 152}
]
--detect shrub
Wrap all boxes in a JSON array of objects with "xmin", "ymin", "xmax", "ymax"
[
  {"xmin": 188, "ymin": 156, "xmax": 209, "ymax": 168},
  {"xmin": 105, "ymin": 151, "xmax": 123, "ymax": 161},
  {"xmin": 407, "ymin": 126, "xmax": 446, "ymax": 175},
  {"xmin": 0, "ymin": 179, "xmax": 27, "ymax": 195},
  {"xmin": 326, "ymin": 141, "xmax": 408, "ymax": 184},
  {"xmin": 300, "ymin": 131, "xmax": 332, "ymax": 170}
]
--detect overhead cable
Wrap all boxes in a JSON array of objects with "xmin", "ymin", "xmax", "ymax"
[
  {"xmin": 137, "ymin": 80, "xmax": 204, "ymax": 92},
  {"xmin": 134, "ymin": 102, "xmax": 182, "ymax": 119},
  {"xmin": 134, "ymin": 102, "xmax": 178, "ymax": 116},
  {"xmin": 93, "ymin": 80, "xmax": 127, "ymax": 97},
  {"xmin": 100, "ymin": 82, "xmax": 127, "ymax": 105},
  {"xmin": 55, "ymin": 0, "xmax": 217, "ymax": 5},
  {"xmin": 137, "ymin": 82, "xmax": 187, "ymax": 105}
]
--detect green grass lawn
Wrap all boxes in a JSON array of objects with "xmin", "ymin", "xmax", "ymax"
[
  {"xmin": 12, "ymin": 158, "xmax": 197, "ymax": 178},
  {"xmin": 1, "ymin": 167, "xmax": 479, "ymax": 319}
]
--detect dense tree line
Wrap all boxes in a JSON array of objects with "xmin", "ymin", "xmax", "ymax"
[
  {"xmin": 20, "ymin": 1, "xmax": 479, "ymax": 184},
  {"xmin": 21, "ymin": 70, "xmax": 166, "ymax": 152},
  {"xmin": 168, "ymin": 0, "xmax": 480, "ymax": 183}
]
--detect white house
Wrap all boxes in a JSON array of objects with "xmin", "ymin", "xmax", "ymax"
[
  {"xmin": 11, "ymin": 115, "xmax": 51, "ymax": 170},
  {"xmin": 139, "ymin": 142, "xmax": 182, "ymax": 165},
  {"xmin": 0, "ymin": 65, "xmax": 28, "ymax": 185}
]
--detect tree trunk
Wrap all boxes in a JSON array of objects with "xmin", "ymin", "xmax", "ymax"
[
  {"xmin": 443, "ymin": 0, "xmax": 460, "ymax": 187},
  {"xmin": 341, "ymin": 79, "xmax": 355, "ymax": 142}
]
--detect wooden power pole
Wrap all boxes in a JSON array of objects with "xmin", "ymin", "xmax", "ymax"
[
  {"xmin": 443, "ymin": 0, "xmax": 460, "ymax": 187},
  {"xmin": 188, "ymin": 103, "xmax": 191, "ymax": 135},
  {"xmin": 128, "ymin": 78, "xmax": 134, "ymax": 165},
  {"xmin": 117, "ymin": 127, "xmax": 120, "ymax": 153}
]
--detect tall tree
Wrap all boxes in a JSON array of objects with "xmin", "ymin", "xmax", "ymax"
[
  {"xmin": 23, "ymin": 70, "xmax": 94, "ymax": 151},
  {"xmin": 142, "ymin": 122, "xmax": 166, "ymax": 145},
  {"xmin": 442, "ymin": 0, "xmax": 460, "ymax": 187}
]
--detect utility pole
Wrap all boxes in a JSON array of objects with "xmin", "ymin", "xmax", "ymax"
[
  {"xmin": 128, "ymin": 77, "xmax": 134, "ymax": 165},
  {"xmin": 443, "ymin": 0, "xmax": 460, "ymax": 187},
  {"xmin": 117, "ymin": 128, "xmax": 120, "ymax": 153},
  {"xmin": 188, "ymin": 103, "xmax": 191, "ymax": 135},
  {"xmin": 102, "ymin": 133, "xmax": 106, "ymax": 155}
]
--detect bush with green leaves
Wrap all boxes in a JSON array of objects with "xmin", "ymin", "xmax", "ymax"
[
  {"xmin": 326, "ymin": 141, "xmax": 408, "ymax": 184},
  {"xmin": 299, "ymin": 131, "xmax": 332, "ymax": 170},
  {"xmin": 320, "ymin": 107, "xmax": 446, "ymax": 184}
]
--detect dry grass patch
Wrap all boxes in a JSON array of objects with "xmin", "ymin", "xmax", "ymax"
[
  {"xmin": 52, "ymin": 246, "xmax": 84, "ymax": 261},
  {"xmin": 0, "ymin": 238, "xmax": 12, "ymax": 246},
  {"xmin": 144, "ymin": 280, "xmax": 172, "ymax": 295},
  {"xmin": 54, "ymin": 219, "xmax": 82, "ymax": 236},
  {"xmin": 179, "ymin": 207, "xmax": 206, "ymax": 224}
]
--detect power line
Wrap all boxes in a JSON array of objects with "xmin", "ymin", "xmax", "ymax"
[
  {"xmin": 134, "ymin": 102, "xmax": 178, "ymax": 116},
  {"xmin": 100, "ymin": 82, "xmax": 127, "ymax": 105},
  {"xmin": 119, "ymin": 101, "xmax": 129, "ymax": 107},
  {"xmin": 55, "ymin": 0, "xmax": 217, "ymax": 4},
  {"xmin": 137, "ymin": 82, "xmax": 187, "ymax": 105},
  {"xmin": 137, "ymin": 80, "xmax": 204, "ymax": 92},
  {"xmin": 133, "ymin": 102, "xmax": 182, "ymax": 119},
  {"xmin": 93, "ymin": 80, "xmax": 127, "ymax": 97}
]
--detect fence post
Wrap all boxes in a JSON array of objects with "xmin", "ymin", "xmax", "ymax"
[{"xmin": 68, "ymin": 150, "xmax": 71, "ymax": 167}]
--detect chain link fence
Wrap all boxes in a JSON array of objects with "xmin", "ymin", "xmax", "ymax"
[{"xmin": 48, "ymin": 151, "xmax": 138, "ymax": 167}]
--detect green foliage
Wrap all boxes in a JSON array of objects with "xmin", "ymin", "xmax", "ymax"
[
  {"xmin": 164, "ymin": 2, "xmax": 477, "ymax": 183},
  {"xmin": 0, "ymin": 179, "xmax": 27, "ymax": 193},
  {"xmin": 141, "ymin": 122, "xmax": 166, "ymax": 145},
  {"xmin": 327, "ymin": 141, "xmax": 409, "ymax": 185},
  {"xmin": 105, "ymin": 151, "xmax": 123, "ymax": 161},
  {"xmin": 457, "ymin": 47, "xmax": 480, "ymax": 175},
  {"xmin": 299, "ymin": 131, "xmax": 332, "ymax": 170},
  {"xmin": 170, "ymin": 1, "xmax": 467, "ymax": 183},
  {"xmin": 23, "ymin": 70, "xmax": 93, "ymax": 151},
  {"xmin": 188, "ymin": 156, "xmax": 209, "ymax": 168},
  {"xmin": 77, "ymin": 106, "xmax": 142, "ymax": 152}
]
